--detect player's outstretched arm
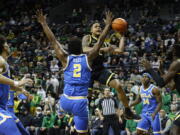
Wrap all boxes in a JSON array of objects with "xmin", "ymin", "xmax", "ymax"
[
  {"xmin": 0, "ymin": 59, "xmax": 33, "ymax": 88},
  {"xmin": 88, "ymin": 11, "xmax": 113, "ymax": 61},
  {"xmin": 162, "ymin": 60, "xmax": 180, "ymax": 84},
  {"xmin": 152, "ymin": 88, "xmax": 162, "ymax": 120},
  {"xmin": 36, "ymin": 9, "xmax": 67, "ymax": 67},
  {"xmin": 142, "ymin": 59, "xmax": 180, "ymax": 88},
  {"xmin": 113, "ymin": 36, "xmax": 125, "ymax": 54}
]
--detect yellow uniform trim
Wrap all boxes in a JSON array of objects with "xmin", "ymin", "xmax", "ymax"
[
  {"xmin": 75, "ymin": 126, "xmax": 88, "ymax": 133},
  {"xmin": 64, "ymin": 94, "xmax": 87, "ymax": 100},
  {"xmin": 15, "ymin": 119, "xmax": 20, "ymax": 123},
  {"xmin": 106, "ymin": 73, "xmax": 115, "ymax": 86},
  {"xmin": 177, "ymin": 73, "xmax": 180, "ymax": 75},
  {"xmin": 137, "ymin": 127, "xmax": 148, "ymax": 132},
  {"xmin": 153, "ymin": 131, "xmax": 161, "ymax": 134},
  {"xmin": 175, "ymin": 114, "xmax": 180, "ymax": 120},
  {"xmin": 0, "ymin": 113, "xmax": 12, "ymax": 125}
]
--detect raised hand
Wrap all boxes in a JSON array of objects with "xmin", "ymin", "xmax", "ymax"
[
  {"xmin": 104, "ymin": 11, "xmax": 114, "ymax": 26},
  {"xmin": 35, "ymin": 9, "xmax": 47, "ymax": 24}
]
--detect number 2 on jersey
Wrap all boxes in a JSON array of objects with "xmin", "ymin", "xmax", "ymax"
[{"xmin": 73, "ymin": 64, "xmax": 81, "ymax": 77}]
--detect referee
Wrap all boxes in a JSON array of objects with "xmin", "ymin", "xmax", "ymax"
[{"xmin": 97, "ymin": 87, "xmax": 120, "ymax": 135}]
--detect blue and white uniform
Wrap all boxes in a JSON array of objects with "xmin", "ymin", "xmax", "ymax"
[
  {"xmin": 60, "ymin": 54, "xmax": 91, "ymax": 133},
  {"xmin": 137, "ymin": 84, "xmax": 161, "ymax": 135},
  {"xmin": 0, "ymin": 56, "xmax": 22, "ymax": 135}
]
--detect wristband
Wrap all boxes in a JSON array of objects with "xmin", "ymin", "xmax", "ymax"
[{"xmin": 14, "ymin": 81, "xmax": 19, "ymax": 87}]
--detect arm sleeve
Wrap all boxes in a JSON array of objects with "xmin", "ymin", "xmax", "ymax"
[{"xmin": 146, "ymin": 68, "xmax": 165, "ymax": 87}]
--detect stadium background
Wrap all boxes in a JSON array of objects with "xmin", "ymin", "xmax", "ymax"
[{"xmin": 0, "ymin": 0, "xmax": 179, "ymax": 135}]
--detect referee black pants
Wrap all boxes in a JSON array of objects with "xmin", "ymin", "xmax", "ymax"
[{"xmin": 103, "ymin": 114, "xmax": 120, "ymax": 135}]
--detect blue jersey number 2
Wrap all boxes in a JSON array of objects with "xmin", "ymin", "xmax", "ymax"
[{"xmin": 73, "ymin": 64, "xmax": 81, "ymax": 77}]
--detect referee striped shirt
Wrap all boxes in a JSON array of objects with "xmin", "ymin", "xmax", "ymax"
[{"xmin": 99, "ymin": 97, "xmax": 118, "ymax": 116}]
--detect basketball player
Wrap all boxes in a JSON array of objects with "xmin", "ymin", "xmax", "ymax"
[
  {"xmin": 36, "ymin": 9, "xmax": 113, "ymax": 135},
  {"xmin": 0, "ymin": 35, "xmax": 33, "ymax": 135},
  {"xmin": 82, "ymin": 23, "xmax": 140, "ymax": 120},
  {"xmin": 142, "ymin": 32, "xmax": 180, "ymax": 135},
  {"xmin": 130, "ymin": 73, "xmax": 162, "ymax": 135}
]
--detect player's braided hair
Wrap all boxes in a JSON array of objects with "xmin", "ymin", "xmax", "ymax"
[{"xmin": 0, "ymin": 35, "xmax": 6, "ymax": 54}]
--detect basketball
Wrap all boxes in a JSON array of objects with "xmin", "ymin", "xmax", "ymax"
[{"xmin": 112, "ymin": 18, "xmax": 128, "ymax": 33}]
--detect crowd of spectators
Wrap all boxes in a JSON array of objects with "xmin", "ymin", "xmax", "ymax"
[{"xmin": 0, "ymin": 0, "xmax": 180, "ymax": 135}]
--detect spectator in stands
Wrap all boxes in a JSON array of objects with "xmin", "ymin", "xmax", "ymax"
[
  {"xmin": 26, "ymin": 106, "xmax": 44, "ymax": 135},
  {"xmin": 37, "ymin": 86, "xmax": 46, "ymax": 101},
  {"xmin": 50, "ymin": 60, "xmax": 59, "ymax": 72},
  {"xmin": 91, "ymin": 108, "xmax": 103, "ymax": 135},
  {"xmin": 125, "ymin": 118, "xmax": 137, "ymax": 135},
  {"xmin": 18, "ymin": 106, "xmax": 33, "ymax": 129},
  {"xmin": 160, "ymin": 109, "xmax": 171, "ymax": 135},
  {"xmin": 47, "ymin": 111, "xmax": 69, "ymax": 135},
  {"xmin": 39, "ymin": 110, "xmax": 56, "ymax": 135}
]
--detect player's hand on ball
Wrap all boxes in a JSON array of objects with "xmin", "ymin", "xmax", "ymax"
[
  {"xmin": 104, "ymin": 10, "xmax": 114, "ymax": 26},
  {"xmin": 35, "ymin": 9, "xmax": 47, "ymax": 24}
]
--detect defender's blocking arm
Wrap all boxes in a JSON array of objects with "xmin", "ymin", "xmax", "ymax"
[
  {"xmin": 88, "ymin": 11, "xmax": 113, "ymax": 61},
  {"xmin": 36, "ymin": 9, "xmax": 67, "ymax": 67},
  {"xmin": 143, "ymin": 60, "xmax": 180, "ymax": 87}
]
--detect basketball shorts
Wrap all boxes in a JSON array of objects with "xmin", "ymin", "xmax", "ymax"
[
  {"xmin": 0, "ymin": 108, "xmax": 21, "ymax": 135},
  {"xmin": 89, "ymin": 69, "xmax": 116, "ymax": 88},
  {"xmin": 137, "ymin": 112, "xmax": 161, "ymax": 135},
  {"xmin": 9, "ymin": 110, "xmax": 30, "ymax": 135},
  {"xmin": 60, "ymin": 94, "xmax": 88, "ymax": 133}
]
